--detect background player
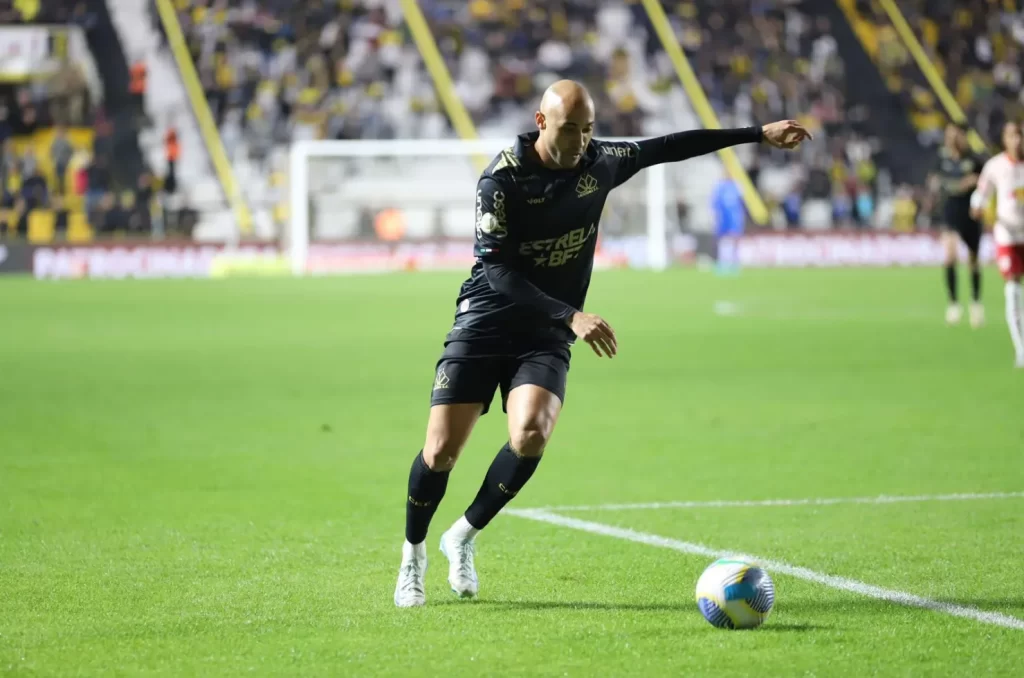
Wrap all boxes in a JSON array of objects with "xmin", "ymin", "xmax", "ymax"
[
  {"xmin": 394, "ymin": 80, "xmax": 811, "ymax": 607},
  {"xmin": 930, "ymin": 122, "xmax": 987, "ymax": 327},
  {"xmin": 970, "ymin": 121, "xmax": 1024, "ymax": 367}
]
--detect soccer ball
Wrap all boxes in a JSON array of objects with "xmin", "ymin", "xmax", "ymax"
[{"xmin": 695, "ymin": 558, "xmax": 775, "ymax": 629}]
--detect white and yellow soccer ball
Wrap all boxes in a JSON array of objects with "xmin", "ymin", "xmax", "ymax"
[{"xmin": 695, "ymin": 558, "xmax": 775, "ymax": 629}]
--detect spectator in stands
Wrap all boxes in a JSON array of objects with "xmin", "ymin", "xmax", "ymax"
[
  {"xmin": 85, "ymin": 154, "xmax": 110, "ymax": 213},
  {"xmin": 0, "ymin": 105, "xmax": 11, "ymax": 145},
  {"xmin": 50, "ymin": 126, "xmax": 74, "ymax": 196},
  {"xmin": 164, "ymin": 127, "xmax": 179, "ymax": 195},
  {"xmin": 0, "ymin": 139, "xmax": 16, "ymax": 205},
  {"xmin": 53, "ymin": 194, "xmax": 68, "ymax": 238}
]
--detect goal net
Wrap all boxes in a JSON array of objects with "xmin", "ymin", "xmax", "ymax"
[{"xmin": 287, "ymin": 139, "xmax": 703, "ymax": 276}]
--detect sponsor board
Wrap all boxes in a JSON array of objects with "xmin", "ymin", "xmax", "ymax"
[
  {"xmin": 304, "ymin": 241, "xmax": 630, "ymax": 274},
  {"xmin": 3, "ymin": 232, "xmax": 983, "ymax": 279},
  {"xmin": 735, "ymin": 232, "xmax": 996, "ymax": 268},
  {"xmin": 0, "ymin": 243, "xmax": 33, "ymax": 274},
  {"xmin": 31, "ymin": 244, "xmax": 281, "ymax": 279}
]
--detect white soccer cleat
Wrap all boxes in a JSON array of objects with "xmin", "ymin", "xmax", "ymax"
[
  {"xmin": 969, "ymin": 302, "xmax": 985, "ymax": 328},
  {"xmin": 946, "ymin": 304, "xmax": 963, "ymax": 325},
  {"xmin": 440, "ymin": 529, "xmax": 479, "ymax": 598},
  {"xmin": 394, "ymin": 541, "xmax": 427, "ymax": 608},
  {"xmin": 1015, "ymin": 354, "xmax": 1024, "ymax": 369}
]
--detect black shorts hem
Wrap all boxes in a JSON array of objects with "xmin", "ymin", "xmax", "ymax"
[
  {"xmin": 945, "ymin": 220, "xmax": 982, "ymax": 254},
  {"xmin": 428, "ymin": 340, "xmax": 570, "ymax": 415}
]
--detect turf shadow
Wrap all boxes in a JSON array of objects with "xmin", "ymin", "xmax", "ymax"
[{"xmin": 436, "ymin": 599, "xmax": 693, "ymax": 612}]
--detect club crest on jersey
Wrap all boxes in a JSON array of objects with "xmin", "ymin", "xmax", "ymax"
[
  {"xmin": 576, "ymin": 173, "xmax": 599, "ymax": 198},
  {"xmin": 477, "ymin": 212, "xmax": 506, "ymax": 237}
]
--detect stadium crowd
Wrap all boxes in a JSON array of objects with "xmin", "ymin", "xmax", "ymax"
[
  {"xmin": 167, "ymin": 0, "xmax": 893, "ymax": 228},
  {"xmin": 847, "ymin": 0, "xmax": 1024, "ymax": 148},
  {"xmin": 3, "ymin": 0, "xmax": 1021, "ymax": 240},
  {"xmin": 0, "ymin": 0, "xmax": 181, "ymax": 240}
]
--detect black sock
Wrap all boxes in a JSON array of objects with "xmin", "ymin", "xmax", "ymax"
[
  {"xmin": 464, "ymin": 443, "xmax": 542, "ymax": 530},
  {"xmin": 971, "ymin": 268, "xmax": 982, "ymax": 302},
  {"xmin": 405, "ymin": 451, "xmax": 450, "ymax": 544},
  {"xmin": 945, "ymin": 264, "xmax": 958, "ymax": 303}
]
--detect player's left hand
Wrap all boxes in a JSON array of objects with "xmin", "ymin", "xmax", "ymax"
[{"xmin": 762, "ymin": 120, "xmax": 813, "ymax": 150}]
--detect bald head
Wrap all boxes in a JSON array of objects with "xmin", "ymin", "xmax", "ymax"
[
  {"xmin": 540, "ymin": 80, "xmax": 595, "ymax": 122},
  {"xmin": 535, "ymin": 80, "xmax": 595, "ymax": 169}
]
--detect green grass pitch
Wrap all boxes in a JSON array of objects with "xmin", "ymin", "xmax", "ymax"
[{"xmin": 1, "ymin": 267, "xmax": 1022, "ymax": 676}]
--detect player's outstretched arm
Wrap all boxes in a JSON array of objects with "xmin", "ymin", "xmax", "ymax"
[{"xmin": 607, "ymin": 121, "xmax": 812, "ymax": 186}]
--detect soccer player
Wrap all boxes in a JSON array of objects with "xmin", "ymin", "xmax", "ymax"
[
  {"xmin": 930, "ymin": 122, "xmax": 987, "ymax": 326},
  {"xmin": 970, "ymin": 120, "xmax": 1024, "ymax": 367},
  {"xmin": 394, "ymin": 80, "xmax": 812, "ymax": 607}
]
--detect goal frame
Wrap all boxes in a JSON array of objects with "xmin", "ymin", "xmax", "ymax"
[{"xmin": 289, "ymin": 138, "xmax": 668, "ymax": 276}]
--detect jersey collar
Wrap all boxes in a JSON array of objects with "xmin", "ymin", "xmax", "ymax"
[{"xmin": 514, "ymin": 131, "xmax": 599, "ymax": 172}]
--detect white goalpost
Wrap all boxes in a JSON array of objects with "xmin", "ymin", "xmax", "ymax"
[{"xmin": 288, "ymin": 138, "xmax": 693, "ymax": 277}]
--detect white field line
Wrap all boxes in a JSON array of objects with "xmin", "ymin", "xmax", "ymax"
[
  {"xmin": 529, "ymin": 491, "xmax": 1024, "ymax": 513},
  {"xmin": 505, "ymin": 508, "xmax": 1024, "ymax": 631}
]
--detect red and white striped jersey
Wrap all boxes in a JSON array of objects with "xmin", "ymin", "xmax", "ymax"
[{"xmin": 971, "ymin": 153, "xmax": 1024, "ymax": 245}]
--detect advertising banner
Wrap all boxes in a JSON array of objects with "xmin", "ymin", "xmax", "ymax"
[
  {"xmin": 735, "ymin": 232, "xmax": 996, "ymax": 268},
  {"xmin": 31, "ymin": 244, "xmax": 282, "ymax": 279}
]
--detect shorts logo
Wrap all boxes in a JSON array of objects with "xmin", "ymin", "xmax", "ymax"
[
  {"xmin": 576, "ymin": 173, "xmax": 599, "ymax": 198},
  {"xmin": 433, "ymin": 367, "xmax": 450, "ymax": 390}
]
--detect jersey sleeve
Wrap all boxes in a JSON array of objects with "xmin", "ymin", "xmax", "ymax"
[
  {"xmin": 603, "ymin": 127, "xmax": 763, "ymax": 187},
  {"xmin": 473, "ymin": 175, "xmax": 516, "ymax": 262},
  {"xmin": 970, "ymin": 158, "xmax": 997, "ymax": 210}
]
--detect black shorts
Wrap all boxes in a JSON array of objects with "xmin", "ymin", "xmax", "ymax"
[
  {"xmin": 944, "ymin": 202, "xmax": 982, "ymax": 255},
  {"xmin": 429, "ymin": 339, "xmax": 571, "ymax": 415}
]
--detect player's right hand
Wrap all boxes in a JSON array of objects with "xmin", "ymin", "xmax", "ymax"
[
  {"xmin": 569, "ymin": 312, "xmax": 617, "ymax": 358},
  {"xmin": 762, "ymin": 120, "xmax": 813, "ymax": 150}
]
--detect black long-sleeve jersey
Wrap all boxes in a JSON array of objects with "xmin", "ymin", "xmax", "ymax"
[
  {"xmin": 933, "ymin": 145, "xmax": 986, "ymax": 222},
  {"xmin": 446, "ymin": 127, "xmax": 764, "ymax": 344}
]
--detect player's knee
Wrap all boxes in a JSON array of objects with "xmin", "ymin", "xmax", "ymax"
[
  {"xmin": 422, "ymin": 436, "xmax": 464, "ymax": 471},
  {"xmin": 509, "ymin": 425, "xmax": 550, "ymax": 457}
]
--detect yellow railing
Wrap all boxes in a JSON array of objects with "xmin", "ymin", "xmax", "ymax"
[
  {"xmin": 153, "ymin": 0, "xmax": 253, "ymax": 233},
  {"xmin": 640, "ymin": 0, "xmax": 769, "ymax": 225},
  {"xmin": 399, "ymin": 0, "xmax": 486, "ymax": 171},
  {"xmin": 875, "ymin": 0, "xmax": 987, "ymax": 153}
]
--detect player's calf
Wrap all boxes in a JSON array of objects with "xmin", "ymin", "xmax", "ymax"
[
  {"xmin": 405, "ymin": 404, "xmax": 481, "ymax": 546},
  {"xmin": 441, "ymin": 386, "xmax": 561, "ymax": 598},
  {"xmin": 396, "ymin": 404, "xmax": 481, "ymax": 608}
]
